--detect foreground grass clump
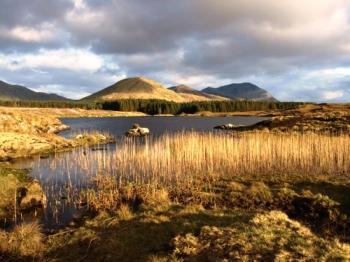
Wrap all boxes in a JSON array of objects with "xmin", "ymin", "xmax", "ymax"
[
  {"xmin": 173, "ymin": 211, "xmax": 350, "ymax": 261},
  {"xmin": 0, "ymin": 222, "xmax": 44, "ymax": 260},
  {"xmin": 44, "ymin": 206, "xmax": 350, "ymax": 261},
  {"xmin": 0, "ymin": 167, "xmax": 46, "ymax": 223}
]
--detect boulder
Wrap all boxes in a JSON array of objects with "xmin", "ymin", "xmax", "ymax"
[
  {"xmin": 75, "ymin": 134, "xmax": 84, "ymax": 139},
  {"xmin": 125, "ymin": 124, "xmax": 150, "ymax": 137},
  {"xmin": 214, "ymin": 123, "xmax": 241, "ymax": 130},
  {"xmin": 47, "ymin": 124, "xmax": 70, "ymax": 134}
]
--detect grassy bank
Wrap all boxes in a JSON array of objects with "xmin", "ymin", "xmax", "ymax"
[
  {"xmin": 0, "ymin": 107, "xmax": 124, "ymax": 161},
  {"xmin": 231, "ymin": 103, "xmax": 350, "ymax": 133}
]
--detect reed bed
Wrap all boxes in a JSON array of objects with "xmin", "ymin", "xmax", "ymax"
[
  {"xmin": 95, "ymin": 131, "xmax": 350, "ymax": 184},
  {"xmin": 56, "ymin": 131, "xmax": 348, "ymax": 210},
  {"xmin": 32, "ymin": 131, "xmax": 350, "ymax": 215}
]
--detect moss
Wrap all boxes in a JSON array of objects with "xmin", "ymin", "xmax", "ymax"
[{"xmin": 0, "ymin": 167, "xmax": 31, "ymax": 183}]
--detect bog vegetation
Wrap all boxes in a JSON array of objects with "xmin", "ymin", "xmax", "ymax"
[{"xmin": 74, "ymin": 132, "xmax": 350, "ymax": 209}]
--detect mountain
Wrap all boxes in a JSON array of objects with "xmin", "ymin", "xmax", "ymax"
[
  {"xmin": 169, "ymin": 85, "xmax": 229, "ymax": 101},
  {"xmin": 84, "ymin": 77, "xmax": 186, "ymax": 102},
  {"xmin": 202, "ymin": 83, "xmax": 277, "ymax": 101},
  {"xmin": 0, "ymin": 80, "xmax": 68, "ymax": 101}
]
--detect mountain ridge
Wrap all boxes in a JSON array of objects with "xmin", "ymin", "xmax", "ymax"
[
  {"xmin": 83, "ymin": 77, "xmax": 187, "ymax": 102},
  {"xmin": 0, "ymin": 80, "xmax": 68, "ymax": 101},
  {"xmin": 169, "ymin": 85, "xmax": 228, "ymax": 101},
  {"xmin": 202, "ymin": 82, "xmax": 277, "ymax": 101}
]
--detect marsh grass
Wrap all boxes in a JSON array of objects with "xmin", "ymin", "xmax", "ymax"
[
  {"xmin": 65, "ymin": 131, "xmax": 350, "ymax": 212},
  {"xmin": 0, "ymin": 222, "xmax": 44, "ymax": 259}
]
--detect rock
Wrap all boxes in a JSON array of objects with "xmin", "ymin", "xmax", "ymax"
[
  {"xmin": 214, "ymin": 123, "xmax": 241, "ymax": 130},
  {"xmin": 75, "ymin": 134, "xmax": 84, "ymax": 139},
  {"xmin": 139, "ymin": 127, "xmax": 150, "ymax": 136},
  {"xmin": 47, "ymin": 124, "xmax": 70, "ymax": 134},
  {"xmin": 98, "ymin": 134, "xmax": 107, "ymax": 140},
  {"xmin": 125, "ymin": 124, "xmax": 150, "ymax": 137}
]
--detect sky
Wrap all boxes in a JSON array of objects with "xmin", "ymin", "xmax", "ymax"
[{"xmin": 0, "ymin": 0, "xmax": 350, "ymax": 101}]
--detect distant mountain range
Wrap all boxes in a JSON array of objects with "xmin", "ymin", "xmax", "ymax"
[
  {"xmin": 0, "ymin": 80, "xmax": 68, "ymax": 101},
  {"xmin": 84, "ymin": 77, "xmax": 277, "ymax": 102},
  {"xmin": 202, "ymin": 83, "xmax": 277, "ymax": 101},
  {"xmin": 0, "ymin": 77, "xmax": 277, "ymax": 103}
]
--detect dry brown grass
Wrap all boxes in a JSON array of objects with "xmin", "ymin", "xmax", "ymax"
[
  {"xmin": 0, "ymin": 107, "xmax": 117, "ymax": 160},
  {"xmin": 0, "ymin": 106, "xmax": 146, "ymax": 120},
  {"xmin": 68, "ymin": 131, "xmax": 350, "ymax": 212},
  {"xmin": 103, "ymin": 132, "xmax": 350, "ymax": 182},
  {"xmin": 0, "ymin": 222, "xmax": 44, "ymax": 258}
]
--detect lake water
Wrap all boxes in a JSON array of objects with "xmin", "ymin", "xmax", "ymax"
[
  {"xmin": 12, "ymin": 116, "xmax": 268, "ymax": 229},
  {"xmin": 59, "ymin": 116, "xmax": 268, "ymax": 138}
]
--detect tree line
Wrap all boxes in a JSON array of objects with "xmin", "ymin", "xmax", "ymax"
[{"xmin": 0, "ymin": 99, "xmax": 303, "ymax": 115}]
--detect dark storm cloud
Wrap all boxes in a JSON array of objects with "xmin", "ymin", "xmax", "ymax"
[{"xmin": 0, "ymin": 0, "xmax": 73, "ymax": 27}]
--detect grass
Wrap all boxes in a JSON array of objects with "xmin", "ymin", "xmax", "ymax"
[
  {"xmin": 0, "ymin": 222, "xmax": 44, "ymax": 260},
  {"xmin": 43, "ymin": 205, "xmax": 350, "ymax": 261},
  {"xmin": 0, "ymin": 167, "xmax": 46, "ymax": 227},
  {"xmin": 79, "ymin": 132, "xmax": 350, "ymax": 196},
  {"xmin": 0, "ymin": 107, "xmax": 116, "ymax": 161}
]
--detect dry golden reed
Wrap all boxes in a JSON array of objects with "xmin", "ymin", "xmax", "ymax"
[
  {"xmin": 105, "ymin": 131, "xmax": 350, "ymax": 184},
  {"xmin": 51, "ymin": 131, "xmax": 350, "ymax": 211},
  {"xmin": 75, "ymin": 131, "xmax": 349, "ymax": 188}
]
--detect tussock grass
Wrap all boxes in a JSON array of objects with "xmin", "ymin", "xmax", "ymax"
[
  {"xmin": 173, "ymin": 210, "xmax": 350, "ymax": 261},
  {"xmin": 0, "ymin": 222, "xmax": 44, "ymax": 258}
]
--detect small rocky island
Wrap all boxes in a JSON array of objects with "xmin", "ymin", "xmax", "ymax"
[{"xmin": 125, "ymin": 124, "xmax": 150, "ymax": 137}]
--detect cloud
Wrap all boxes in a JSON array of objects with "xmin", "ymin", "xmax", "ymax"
[
  {"xmin": 321, "ymin": 90, "xmax": 344, "ymax": 100},
  {"xmin": 0, "ymin": 49, "xmax": 104, "ymax": 72},
  {"xmin": 0, "ymin": 0, "xmax": 350, "ymax": 101}
]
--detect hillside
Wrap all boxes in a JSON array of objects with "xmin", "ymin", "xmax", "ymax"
[
  {"xmin": 202, "ymin": 82, "xmax": 277, "ymax": 101},
  {"xmin": 0, "ymin": 80, "xmax": 68, "ymax": 101},
  {"xmin": 84, "ymin": 77, "xmax": 186, "ymax": 102},
  {"xmin": 169, "ymin": 85, "xmax": 228, "ymax": 101}
]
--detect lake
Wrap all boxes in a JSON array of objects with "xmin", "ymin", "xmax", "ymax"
[
  {"xmin": 12, "ymin": 116, "xmax": 268, "ymax": 229},
  {"xmin": 59, "ymin": 116, "xmax": 268, "ymax": 138}
]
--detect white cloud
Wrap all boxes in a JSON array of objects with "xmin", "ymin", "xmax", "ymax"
[
  {"xmin": 9, "ymin": 26, "xmax": 54, "ymax": 43},
  {"xmin": 32, "ymin": 84, "xmax": 91, "ymax": 100},
  {"xmin": 0, "ymin": 48, "xmax": 104, "ymax": 72},
  {"xmin": 321, "ymin": 90, "xmax": 344, "ymax": 100}
]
